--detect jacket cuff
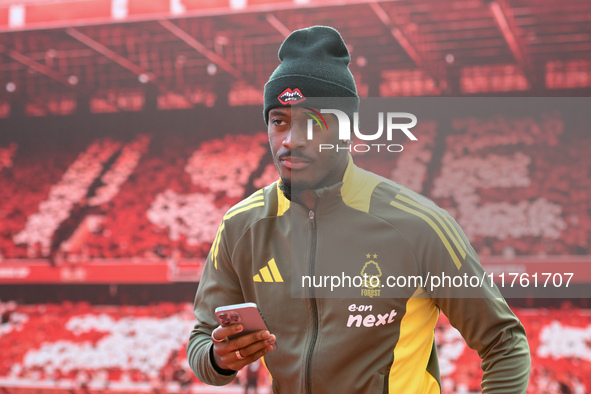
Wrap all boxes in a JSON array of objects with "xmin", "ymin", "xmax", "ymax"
[{"xmin": 209, "ymin": 344, "xmax": 237, "ymax": 376}]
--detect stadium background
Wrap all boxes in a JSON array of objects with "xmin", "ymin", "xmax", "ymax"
[{"xmin": 0, "ymin": 0, "xmax": 590, "ymax": 392}]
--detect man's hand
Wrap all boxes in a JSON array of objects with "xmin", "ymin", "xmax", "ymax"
[{"xmin": 211, "ymin": 324, "xmax": 276, "ymax": 371}]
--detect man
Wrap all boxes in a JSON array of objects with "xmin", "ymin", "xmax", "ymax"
[{"xmin": 187, "ymin": 26, "xmax": 531, "ymax": 393}]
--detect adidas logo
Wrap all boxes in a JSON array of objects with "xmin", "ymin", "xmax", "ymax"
[{"xmin": 253, "ymin": 258, "xmax": 284, "ymax": 283}]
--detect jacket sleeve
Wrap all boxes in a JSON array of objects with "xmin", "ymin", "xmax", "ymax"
[
  {"xmin": 186, "ymin": 220, "xmax": 245, "ymax": 386},
  {"xmin": 419, "ymin": 209, "xmax": 531, "ymax": 393}
]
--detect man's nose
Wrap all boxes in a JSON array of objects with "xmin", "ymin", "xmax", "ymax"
[{"xmin": 282, "ymin": 120, "xmax": 308, "ymax": 149}]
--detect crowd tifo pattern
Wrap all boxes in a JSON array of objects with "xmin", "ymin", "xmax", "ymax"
[
  {"xmin": 1, "ymin": 112, "xmax": 590, "ymax": 261},
  {"xmin": 0, "ymin": 301, "xmax": 589, "ymax": 393}
]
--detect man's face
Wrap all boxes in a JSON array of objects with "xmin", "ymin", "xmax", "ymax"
[{"xmin": 268, "ymin": 106, "xmax": 348, "ymax": 197}]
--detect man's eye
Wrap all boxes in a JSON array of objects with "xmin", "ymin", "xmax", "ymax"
[{"xmin": 273, "ymin": 119, "xmax": 287, "ymax": 126}]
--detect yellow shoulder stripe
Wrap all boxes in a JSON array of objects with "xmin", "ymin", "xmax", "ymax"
[
  {"xmin": 436, "ymin": 211, "xmax": 467, "ymax": 251},
  {"xmin": 225, "ymin": 190, "xmax": 264, "ymax": 216},
  {"xmin": 224, "ymin": 201, "xmax": 265, "ymax": 221},
  {"xmin": 390, "ymin": 200, "xmax": 462, "ymax": 270},
  {"xmin": 211, "ymin": 222, "xmax": 225, "ymax": 270},
  {"xmin": 395, "ymin": 194, "xmax": 466, "ymax": 259},
  {"xmin": 212, "ymin": 191, "xmax": 265, "ymax": 270}
]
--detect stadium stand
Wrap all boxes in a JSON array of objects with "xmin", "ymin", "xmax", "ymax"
[
  {"xmin": 388, "ymin": 120, "xmax": 437, "ymax": 194},
  {"xmin": 431, "ymin": 115, "xmax": 591, "ymax": 257},
  {"xmin": 1, "ymin": 114, "xmax": 591, "ymax": 261},
  {"xmin": 0, "ymin": 300, "xmax": 589, "ymax": 393},
  {"xmin": 13, "ymin": 139, "xmax": 122, "ymax": 257},
  {"xmin": 0, "ymin": 137, "xmax": 84, "ymax": 259},
  {"xmin": 0, "ymin": 143, "xmax": 17, "ymax": 171},
  {"xmin": 0, "ymin": 301, "xmax": 197, "ymax": 390}
]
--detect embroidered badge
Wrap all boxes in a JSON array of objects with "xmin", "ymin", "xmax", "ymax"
[{"xmin": 277, "ymin": 88, "xmax": 306, "ymax": 105}]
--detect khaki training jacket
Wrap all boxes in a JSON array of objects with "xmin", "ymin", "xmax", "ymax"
[{"xmin": 187, "ymin": 156, "xmax": 531, "ymax": 393}]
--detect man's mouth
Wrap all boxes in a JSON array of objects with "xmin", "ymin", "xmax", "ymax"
[{"xmin": 280, "ymin": 156, "xmax": 310, "ymax": 170}]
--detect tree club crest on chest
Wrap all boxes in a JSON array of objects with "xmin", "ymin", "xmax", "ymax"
[{"xmin": 361, "ymin": 254, "xmax": 382, "ymax": 298}]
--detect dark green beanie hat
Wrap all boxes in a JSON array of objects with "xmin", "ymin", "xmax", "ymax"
[{"xmin": 263, "ymin": 26, "xmax": 359, "ymax": 124}]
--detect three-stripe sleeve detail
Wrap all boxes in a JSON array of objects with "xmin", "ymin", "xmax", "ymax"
[
  {"xmin": 390, "ymin": 194, "xmax": 465, "ymax": 270},
  {"xmin": 212, "ymin": 190, "xmax": 265, "ymax": 269}
]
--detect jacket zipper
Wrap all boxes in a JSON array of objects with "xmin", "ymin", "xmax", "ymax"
[{"xmin": 305, "ymin": 209, "xmax": 318, "ymax": 394}]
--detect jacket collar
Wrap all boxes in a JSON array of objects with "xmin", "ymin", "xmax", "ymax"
[{"xmin": 276, "ymin": 154, "xmax": 381, "ymax": 213}]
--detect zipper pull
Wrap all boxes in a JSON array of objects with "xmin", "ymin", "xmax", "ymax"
[{"xmin": 309, "ymin": 210, "xmax": 316, "ymax": 229}]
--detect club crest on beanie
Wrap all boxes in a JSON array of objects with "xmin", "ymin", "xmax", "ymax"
[{"xmin": 263, "ymin": 26, "xmax": 359, "ymax": 124}]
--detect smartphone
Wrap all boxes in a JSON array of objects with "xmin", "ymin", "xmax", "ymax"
[{"xmin": 215, "ymin": 302, "xmax": 271, "ymax": 341}]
